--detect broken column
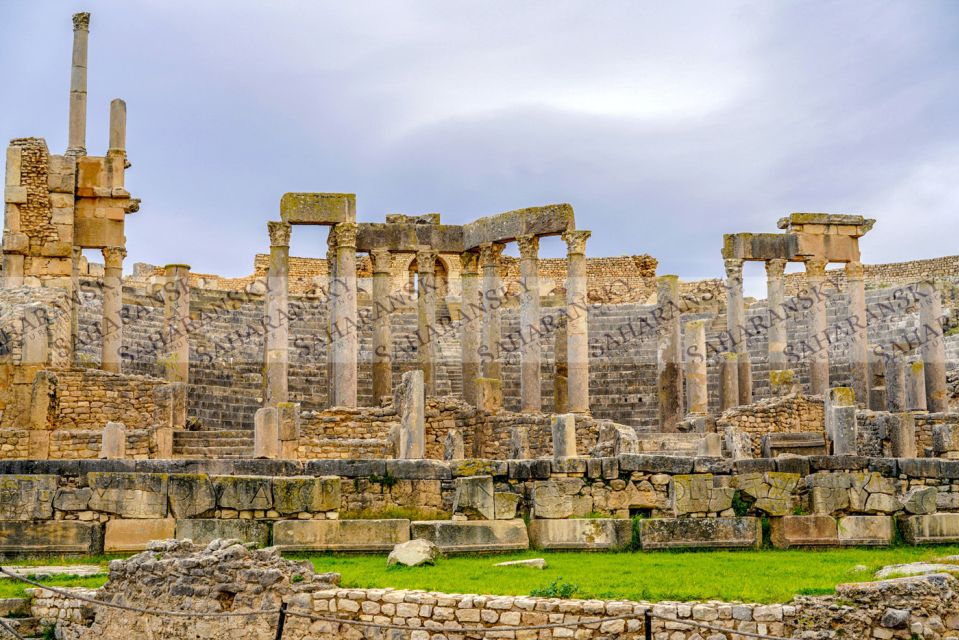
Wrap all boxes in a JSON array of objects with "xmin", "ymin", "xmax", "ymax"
[
  {"xmin": 100, "ymin": 421, "xmax": 126, "ymax": 460},
  {"xmin": 370, "ymin": 248, "xmax": 393, "ymax": 400},
  {"xmin": 459, "ymin": 250, "xmax": 481, "ymax": 406},
  {"xmin": 264, "ymin": 221, "xmax": 291, "ymax": 406},
  {"xmin": 684, "ymin": 320, "xmax": 708, "ymax": 416},
  {"xmin": 563, "ymin": 229, "xmax": 591, "ymax": 414},
  {"xmin": 886, "ymin": 351, "xmax": 907, "ymax": 412},
  {"xmin": 657, "ymin": 275, "xmax": 684, "ymax": 430},
  {"xmin": 479, "ymin": 242, "xmax": 505, "ymax": 411},
  {"xmin": 890, "ymin": 412, "xmax": 917, "ymax": 458},
  {"xmin": 416, "ymin": 247, "xmax": 438, "ymax": 396},
  {"xmin": 720, "ymin": 352, "xmax": 739, "ymax": 412},
  {"xmin": 765, "ymin": 258, "xmax": 788, "ymax": 374},
  {"xmin": 826, "ymin": 387, "xmax": 857, "ymax": 456},
  {"xmin": 332, "ymin": 222, "xmax": 358, "ymax": 407},
  {"xmin": 67, "ymin": 12, "xmax": 90, "ymax": 156},
  {"xmin": 510, "ymin": 426, "xmax": 530, "ymax": 459},
  {"xmin": 162, "ymin": 263, "xmax": 190, "ymax": 383},
  {"xmin": 253, "ymin": 406, "xmax": 279, "ymax": 459},
  {"xmin": 551, "ymin": 413, "xmax": 577, "ymax": 458},
  {"xmin": 277, "ymin": 401, "xmax": 300, "ymax": 459},
  {"xmin": 444, "ymin": 429, "xmax": 465, "ymax": 460},
  {"xmin": 100, "ymin": 247, "xmax": 126, "ymax": 373},
  {"xmin": 804, "ymin": 258, "xmax": 829, "ymax": 395},
  {"xmin": 919, "ymin": 280, "xmax": 948, "ymax": 413},
  {"xmin": 845, "ymin": 261, "xmax": 870, "ymax": 408},
  {"xmin": 906, "ymin": 360, "xmax": 928, "ymax": 412},
  {"xmin": 724, "ymin": 258, "xmax": 751, "ymax": 405},
  {"xmin": 554, "ymin": 313, "xmax": 568, "ymax": 413},
  {"xmin": 517, "ymin": 234, "xmax": 542, "ymax": 413},
  {"xmin": 396, "ymin": 370, "xmax": 425, "ymax": 459}
]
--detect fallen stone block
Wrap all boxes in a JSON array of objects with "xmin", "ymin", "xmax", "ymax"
[
  {"xmin": 410, "ymin": 520, "xmax": 529, "ymax": 554},
  {"xmin": 174, "ymin": 519, "xmax": 270, "ymax": 547},
  {"xmin": 495, "ymin": 558, "xmax": 546, "ymax": 569},
  {"xmin": 837, "ymin": 515, "xmax": 894, "ymax": 546},
  {"xmin": 900, "ymin": 486, "xmax": 938, "ymax": 515},
  {"xmin": 639, "ymin": 517, "xmax": 761, "ymax": 550},
  {"xmin": 273, "ymin": 519, "xmax": 410, "ymax": 551},
  {"xmin": 387, "ymin": 538, "xmax": 437, "ymax": 567},
  {"xmin": 900, "ymin": 514, "xmax": 959, "ymax": 545},
  {"xmin": 104, "ymin": 518, "xmax": 176, "ymax": 552},
  {"xmin": 770, "ymin": 515, "xmax": 839, "ymax": 548},
  {"xmin": 0, "ymin": 521, "xmax": 100, "ymax": 554},
  {"xmin": 528, "ymin": 518, "xmax": 632, "ymax": 550}
]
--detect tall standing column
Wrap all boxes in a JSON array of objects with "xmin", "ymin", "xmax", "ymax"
[
  {"xmin": 264, "ymin": 221, "xmax": 291, "ymax": 406},
  {"xmin": 765, "ymin": 258, "xmax": 788, "ymax": 374},
  {"xmin": 416, "ymin": 248, "xmax": 438, "ymax": 396},
  {"xmin": 845, "ymin": 261, "xmax": 870, "ymax": 408},
  {"xmin": 67, "ymin": 12, "xmax": 90, "ymax": 156},
  {"xmin": 325, "ymin": 230, "xmax": 337, "ymax": 406},
  {"xmin": 657, "ymin": 275, "xmax": 684, "ymax": 430},
  {"xmin": 724, "ymin": 258, "xmax": 751, "ymax": 405},
  {"xmin": 459, "ymin": 250, "xmax": 481, "ymax": 406},
  {"xmin": 479, "ymin": 242, "xmax": 505, "ymax": 381},
  {"xmin": 371, "ymin": 248, "xmax": 393, "ymax": 401},
  {"xmin": 163, "ymin": 263, "xmax": 190, "ymax": 383},
  {"xmin": 332, "ymin": 222, "xmax": 358, "ymax": 407},
  {"xmin": 563, "ymin": 230, "xmax": 591, "ymax": 414},
  {"xmin": 100, "ymin": 247, "xmax": 126, "ymax": 373},
  {"xmin": 805, "ymin": 259, "xmax": 830, "ymax": 396},
  {"xmin": 919, "ymin": 280, "xmax": 948, "ymax": 413},
  {"xmin": 554, "ymin": 313, "xmax": 568, "ymax": 413},
  {"xmin": 517, "ymin": 234, "xmax": 542, "ymax": 413},
  {"xmin": 684, "ymin": 320, "xmax": 708, "ymax": 416}
]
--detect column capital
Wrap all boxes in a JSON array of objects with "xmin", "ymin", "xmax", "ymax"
[
  {"xmin": 516, "ymin": 234, "xmax": 540, "ymax": 260},
  {"xmin": 72, "ymin": 12, "xmax": 90, "ymax": 31},
  {"xmin": 804, "ymin": 258, "xmax": 828, "ymax": 279},
  {"xmin": 102, "ymin": 247, "xmax": 126, "ymax": 269},
  {"xmin": 415, "ymin": 247, "xmax": 438, "ymax": 273},
  {"xmin": 370, "ymin": 247, "xmax": 392, "ymax": 274},
  {"xmin": 723, "ymin": 258, "xmax": 744, "ymax": 279},
  {"xmin": 460, "ymin": 250, "xmax": 480, "ymax": 275},
  {"xmin": 333, "ymin": 222, "xmax": 358, "ymax": 249},
  {"xmin": 765, "ymin": 258, "xmax": 787, "ymax": 279},
  {"xmin": 562, "ymin": 229, "xmax": 591, "ymax": 256},
  {"xmin": 478, "ymin": 242, "xmax": 505, "ymax": 268},
  {"xmin": 844, "ymin": 260, "xmax": 864, "ymax": 281},
  {"xmin": 267, "ymin": 221, "xmax": 292, "ymax": 248}
]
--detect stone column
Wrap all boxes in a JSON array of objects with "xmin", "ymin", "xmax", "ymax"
[
  {"xmin": 517, "ymin": 234, "xmax": 542, "ymax": 413},
  {"xmin": 100, "ymin": 422, "xmax": 126, "ymax": 460},
  {"xmin": 554, "ymin": 313, "xmax": 568, "ymax": 414},
  {"xmin": 563, "ymin": 230, "xmax": 591, "ymax": 414},
  {"xmin": 253, "ymin": 406, "xmax": 279, "ymax": 459},
  {"xmin": 826, "ymin": 388, "xmax": 857, "ymax": 456},
  {"xmin": 325, "ymin": 230, "xmax": 337, "ymax": 406},
  {"xmin": 416, "ymin": 247, "xmax": 438, "ymax": 396},
  {"xmin": 370, "ymin": 248, "xmax": 393, "ymax": 401},
  {"xmin": 551, "ymin": 414, "xmax": 576, "ymax": 458},
  {"xmin": 70, "ymin": 246, "xmax": 82, "ymax": 359},
  {"xmin": 684, "ymin": 320, "xmax": 708, "ymax": 416},
  {"xmin": 919, "ymin": 280, "xmax": 948, "ymax": 413},
  {"xmin": 459, "ymin": 250, "xmax": 481, "ymax": 406},
  {"xmin": 332, "ymin": 222, "xmax": 358, "ymax": 407},
  {"xmin": 657, "ymin": 275, "xmax": 684, "ymax": 430},
  {"xmin": 890, "ymin": 412, "xmax": 917, "ymax": 459},
  {"xmin": 67, "ymin": 12, "xmax": 90, "ymax": 156},
  {"xmin": 886, "ymin": 351, "xmax": 907, "ymax": 412},
  {"xmin": 804, "ymin": 259, "xmax": 830, "ymax": 395},
  {"xmin": 264, "ymin": 221, "xmax": 291, "ymax": 406},
  {"xmin": 845, "ymin": 261, "xmax": 870, "ymax": 408},
  {"xmin": 720, "ymin": 352, "xmax": 739, "ymax": 412},
  {"xmin": 100, "ymin": 247, "xmax": 126, "ymax": 373},
  {"xmin": 396, "ymin": 370, "xmax": 425, "ymax": 459},
  {"xmin": 479, "ymin": 242, "xmax": 505, "ymax": 409},
  {"xmin": 162, "ymin": 263, "xmax": 190, "ymax": 383},
  {"xmin": 906, "ymin": 361, "xmax": 928, "ymax": 412},
  {"xmin": 765, "ymin": 258, "xmax": 788, "ymax": 373},
  {"xmin": 724, "ymin": 258, "xmax": 751, "ymax": 405}
]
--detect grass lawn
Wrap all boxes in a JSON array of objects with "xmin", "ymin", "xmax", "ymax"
[{"xmin": 4, "ymin": 546, "xmax": 959, "ymax": 603}]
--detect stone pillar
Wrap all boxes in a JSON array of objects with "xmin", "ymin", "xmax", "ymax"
[
  {"xmin": 509, "ymin": 426, "xmax": 530, "ymax": 459},
  {"xmin": 253, "ymin": 406, "xmax": 279, "ymax": 459},
  {"xmin": 264, "ymin": 221, "xmax": 291, "ymax": 407},
  {"xmin": 765, "ymin": 258, "xmax": 788, "ymax": 373},
  {"xmin": 396, "ymin": 370, "xmax": 425, "ymax": 459},
  {"xmin": 684, "ymin": 320, "xmax": 708, "ymax": 416},
  {"xmin": 657, "ymin": 275, "xmax": 684, "ymax": 430},
  {"xmin": 886, "ymin": 352, "xmax": 907, "ymax": 413},
  {"xmin": 551, "ymin": 414, "xmax": 577, "ymax": 458},
  {"xmin": 804, "ymin": 259, "xmax": 830, "ymax": 395},
  {"xmin": 720, "ymin": 352, "xmax": 739, "ymax": 412},
  {"xmin": 100, "ymin": 421, "xmax": 126, "ymax": 460},
  {"xmin": 332, "ymin": 222, "xmax": 358, "ymax": 407},
  {"xmin": 67, "ymin": 12, "xmax": 90, "ymax": 156},
  {"xmin": 845, "ymin": 261, "xmax": 870, "ymax": 408},
  {"xmin": 70, "ymin": 246, "xmax": 82, "ymax": 358},
  {"xmin": 919, "ymin": 280, "xmax": 948, "ymax": 413},
  {"xmin": 325, "ymin": 230, "xmax": 337, "ymax": 406},
  {"xmin": 479, "ymin": 242, "xmax": 505, "ymax": 410},
  {"xmin": 517, "ymin": 234, "xmax": 542, "ymax": 413},
  {"xmin": 563, "ymin": 230, "xmax": 591, "ymax": 414},
  {"xmin": 906, "ymin": 360, "xmax": 928, "ymax": 412},
  {"xmin": 370, "ymin": 248, "xmax": 393, "ymax": 401},
  {"xmin": 416, "ymin": 247, "xmax": 438, "ymax": 396},
  {"xmin": 890, "ymin": 412, "xmax": 917, "ymax": 459},
  {"xmin": 162, "ymin": 263, "xmax": 191, "ymax": 383},
  {"xmin": 444, "ymin": 429, "xmax": 465, "ymax": 460},
  {"xmin": 826, "ymin": 388, "xmax": 857, "ymax": 456},
  {"xmin": 277, "ymin": 401, "xmax": 300, "ymax": 459},
  {"xmin": 459, "ymin": 250, "xmax": 481, "ymax": 406},
  {"xmin": 106, "ymin": 99, "xmax": 127, "ymax": 190},
  {"xmin": 724, "ymin": 258, "xmax": 751, "ymax": 405},
  {"xmin": 100, "ymin": 247, "xmax": 126, "ymax": 373},
  {"xmin": 553, "ymin": 313, "xmax": 568, "ymax": 413}
]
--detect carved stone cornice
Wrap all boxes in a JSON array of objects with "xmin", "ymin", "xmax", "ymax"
[
  {"xmin": 333, "ymin": 222, "xmax": 358, "ymax": 249},
  {"xmin": 459, "ymin": 250, "xmax": 480, "ymax": 275},
  {"xmin": 415, "ymin": 248, "xmax": 438, "ymax": 273},
  {"xmin": 844, "ymin": 261, "xmax": 865, "ymax": 281},
  {"xmin": 724, "ymin": 258, "xmax": 744, "ymax": 280},
  {"xmin": 804, "ymin": 258, "xmax": 828, "ymax": 279}
]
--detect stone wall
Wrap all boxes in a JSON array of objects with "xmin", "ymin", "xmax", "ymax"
[
  {"xmin": 49, "ymin": 368, "xmax": 167, "ymax": 430},
  {"xmin": 716, "ymin": 393, "xmax": 825, "ymax": 457}
]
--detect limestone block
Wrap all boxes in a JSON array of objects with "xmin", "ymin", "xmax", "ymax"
[
  {"xmin": 731, "ymin": 472, "xmax": 799, "ymax": 516},
  {"xmin": 809, "ymin": 474, "xmax": 852, "ymax": 515},
  {"xmin": 5, "ymin": 146, "xmax": 22, "ymax": 187},
  {"xmin": 410, "ymin": 520, "xmax": 529, "ymax": 554},
  {"xmin": 167, "ymin": 474, "xmax": 216, "ymax": 519},
  {"xmin": 279, "ymin": 192, "xmax": 356, "ymax": 225},
  {"xmin": 528, "ymin": 518, "xmax": 632, "ymax": 550},
  {"xmin": 175, "ymin": 519, "xmax": 270, "ymax": 547},
  {"xmin": 899, "ymin": 514, "xmax": 959, "ymax": 544},
  {"xmin": 443, "ymin": 429, "xmax": 465, "ymax": 460},
  {"xmin": 477, "ymin": 377, "xmax": 503, "ymax": 413},
  {"xmin": 4, "ymin": 186, "xmax": 27, "ymax": 204},
  {"xmin": 551, "ymin": 413, "xmax": 577, "ymax": 458},
  {"xmin": 509, "ymin": 426, "xmax": 530, "ymax": 459},
  {"xmin": 0, "ymin": 475, "xmax": 56, "ymax": 520},
  {"xmin": 671, "ymin": 474, "xmax": 734, "ymax": 515},
  {"xmin": 592, "ymin": 421, "xmax": 639, "ymax": 457},
  {"xmin": 901, "ymin": 487, "xmax": 938, "ymax": 515},
  {"xmin": 532, "ymin": 481, "xmax": 572, "ymax": 519},
  {"xmin": 154, "ymin": 426, "xmax": 173, "ymax": 459},
  {"xmin": 272, "ymin": 476, "xmax": 340, "ymax": 514},
  {"xmin": 933, "ymin": 424, "xmax": 959, "ymax": 458},
  {"xmin": 2, "ymin": 231, "xmax": 28, "ymax": 253},
  {"xmin": 770, "ymin": 515, "xmax": 838, "ymax": 548},
  {"xmin": 212, "ymin": 475, "xmax": 273, "ymax": 511},
  {"xmin": 640, "ymin": 517, "xmax": 762, "ymax": 550},
  {"xmin": 273, "ymin": 519, "xmax": 410, "ymax": 551},
  {"xmin": 494, "ymin": 492, "xmax": 521, "ymax": 520},
  {"xmin": 253, "ymin": 407, "xmax": 279, "ymax": 459},
  {"xmin": 452, "ymin": 475, "xmax": 495, "ymax": 520},
  {"xmin": 0, "ymin": 521, "xmax": 100, "ymax": 554},
  {"xmin": 53, "ymin": 487, "xmax": 92, "ymax": 512},
  {"xmin": 697, "ymin": 433, "xmax": 722, "ymax": 457},
  {"xmin": 277, "ymin": 402, "xmax": 300, "ymax": 441},
  {"xmin": 890, "ymin": 413, "xmax": 918, "ymax": 458},
  {"xmin": 87, "ymin": 472, "xmax": 168, "ymax": 518},
  {"xmin": 387, "ymin": 538, "xmax": 438, "ymax": 567},
  {"xmin": 104, "ymin": 518, "xmax": 175, "ymax": 552},
  {"xmin": 837, "ymin": 515, "xmax": 894, "ymax": 546},
  {"xmin": 396, "ymin": 370, "xmax": 425, "ymax": 459},
  {"xmin": 99, "ymin": 421, "xmax": 126, "ymax": 460}
]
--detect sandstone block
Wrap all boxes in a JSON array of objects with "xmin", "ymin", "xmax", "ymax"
[
  {"xmin": 174, "ymin": 519, "xmax": 270, "ymax": 547},
  {"xmin": 104, "ymin": 518, "xmax": 176, "ymax": 552},
  {"xmin": 410, "ymin": 520, "xmax": 529, "ymax": 554},
  {"xmin": 770, "ymin": 515, "xmax": 838, "ymax": 548},
  {"xmin": 671, "ymin": 474, "xmax": 734, "ymax": 515},
  {"xmin": 452, "ymin": 475, "xmax": 495, "ymax": 520},
  {"xmin": 837, "ymin": 515, "xmax": 894, "ymax": 546},
  {"xmin": 0, "ymin": 521, "xmax": 100, "ymax": 554},
  {"xmin": 53, "ymin": 487, "xmax": 92, "ymax": 512},
  {"xmin": 528, "ymin": 518, "xmax": 632, "ymax": 550},
  {"xmin": 272, "ymin": 476, "xmax": 340, "ymax": 514},
  {"xmin": 531, "ymin": 480, "xmax": 572, "ymax": 519},
  {"xmin": 494, "ymin": 492, "xmax": 521, "ymax": 520},
  {"xmin": 87, "ymin": 472, "xmax": 168, "ymax": 518},
  {"xmin": 167, "ymin": 474, "xmax": 216, "ymax": 519},
  {"xmin": 639, "ymin": 517, "xmax": 761, "ymax": 550},
  {"xmin": 551, "ymin": 414, "xmax": 576, "ymax": 458},
  {"xmin": 899, "ymin": 514, "xmax": 959, "ymax": 545},
  {"xmin": 273, "ymin": 519, "xmax": 410, "ymax": 551}
]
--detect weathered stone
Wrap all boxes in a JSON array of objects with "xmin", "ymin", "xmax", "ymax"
[
  {"xmin": 901, "ymin": 486, "xmax": 938, "ymax": 515},
  {"xmin": 87, "ymin": 472, "xmax": 168, "ymax": 518},
  {"xmin": 271, "ymin": 476, "xmax": 340, "ymax": 514},
  {"xmin": 528, "ymin": 518, "xmax": 632, "ymax": 550},
  {"xmin": 212, "ymin": 475, "xmax": 273, "ymax": 511},
  {"xmin": 99, "ymin": 422, "xmax": 126, "ymax": 460},
  {"xmin": 532, "ymin": 481, "xmax": 572, "ymax": 519},
  {"xmin": 452, "ymin": 475, "xmax": 495, "ymax": 520},
  {"xmin": 443, "ymin": 429, "xmax": 465, "ymax": 460},
  {"xmin": 933, "ymin": 424, "xmax": 959, "ymax": 459},
  {"xmin": 174, "ymin": 519, "xmax": 270, "ymax": 547},
  {"xmin": 494, "ymin": 492, "xmax": 521, "ymax": 520},
  {"xmin": 770, "ymin": 515, "xmax": 838, "ymax": 548},
  {"xmin": 509, "ymin": 426, "xmax": 530, "ymax": 459},
  {"xmin": 104, "ymin": 518, "xmax": 176, "ymax": 552},
  {"xmin": 0, "ymin": 474, "xmax": 56, "ymax": 520},
  {"xmin": 387, "ymin": 538, "xmax": 438, "ymax": 567},
  {"xmin": 494, "ymin": 558, "xmax": 546, "ymax": 569},
  {"xmin": 0, "ymin": 521, "xmax": 100, "ymax": 554},
  {"xmin": 551, "ymin": 413, "xmax": 576, "ymax": 458},
  {"xmin": 731, "ymin": 472, "xmax": 798, "ymax": 516},
  {"xmin": 395, "ymin": 370, "xmax": 425, "ymax": 459},
  {"xmin": 900, "ymin": 514, "xmax": 959, "ymax": 544},
  {"xmin": 167, "ymin": 474, "xmax": 216, "ymax": 519},
  {"xmin": 410, "ymin": 520, "xmax": 529, "ymax": 553},
  {"xmin": 253, "ymin": 407, "xmax": 279, "ymax": 459},
  {"xmin": 640, "ymin": 517, "xmax": 761, "ymax": 550},
  {"xmin": 671, "ymin": 474, "xmax": 733, "ymax": 515},
  {"xmin": 53, "ymin": 487, "xmax": 92, "ymax": 512},
  {"xmin": 273, "ymin": 519, "xmax": 410, "ymax": 551},
  {"xmin": 838, "ymin": 516, "xmax": 894, "ymax": 546}
]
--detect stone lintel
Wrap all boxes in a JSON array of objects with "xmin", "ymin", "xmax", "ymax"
[
  {"xmin": 355, "ymin": 221, "xmax": 464, "ymax": 253},
  {"xmin": 777, "ymin": 212, "xmax": 875, "ymax": 236},
  {"xmin": 280, "ymin": 192, "xmax": 356, "ymax": 225},
  {"xmin": 462, "ymin": 203, "xmax": 574, "ymax": 250}
]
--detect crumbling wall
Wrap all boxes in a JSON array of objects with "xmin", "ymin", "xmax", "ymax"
[{"xmin": 716, "ymin": 393, "xmax": 825, "ymax": 457}]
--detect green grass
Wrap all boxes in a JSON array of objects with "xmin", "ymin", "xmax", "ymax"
[{"xmin": 0, "ymin": 555, "xmax": 117, "ymax": 599}]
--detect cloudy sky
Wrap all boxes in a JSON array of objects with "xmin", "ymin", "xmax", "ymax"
[{"xmin": 2, "ymin": 1, "xmax": 957, "ymax": 293}]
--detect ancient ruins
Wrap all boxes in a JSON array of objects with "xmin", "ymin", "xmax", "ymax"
[{"xmin": 2, "ymin": 12, "xmax": 959, "ymax": 640}]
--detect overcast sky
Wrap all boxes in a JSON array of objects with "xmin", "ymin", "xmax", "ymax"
[{"xmin": 2, "ymin": 1, "xmax": 957, "ymax": 293}]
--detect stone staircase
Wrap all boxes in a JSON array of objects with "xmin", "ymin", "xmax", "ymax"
[{"xmin": 172, "ymin": 429, "xmax": 254, "ymax": 458}]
